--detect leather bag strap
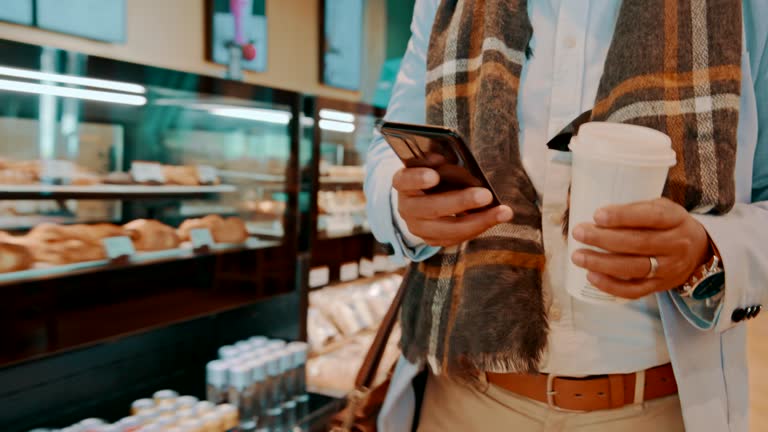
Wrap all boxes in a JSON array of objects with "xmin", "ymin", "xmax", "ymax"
[{"xmin": 354, "ymin": 279, "xmax": 405, "ymax": 389}]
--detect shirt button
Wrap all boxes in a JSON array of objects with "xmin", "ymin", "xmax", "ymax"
[
  {"xmin": 548, "ymin": 213, "xmax": 562, "ymax": 225},
  {"xmin": 564, "ymin": 37, "xmax": 577, "ymax": 49}
]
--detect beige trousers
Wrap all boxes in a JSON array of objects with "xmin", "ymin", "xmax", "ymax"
[{"xmin": 417, "ymin": 374, "xmax": 685, "ymax": 432}]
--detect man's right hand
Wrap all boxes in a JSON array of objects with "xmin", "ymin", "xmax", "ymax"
[{"xmin": 393, "ymin": 167, "xmax": 513, "ymax": 248}]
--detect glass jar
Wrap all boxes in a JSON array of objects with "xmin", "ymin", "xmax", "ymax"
[
  {"xmin": 215, "ymin": 404, "xmax": 239, "ymax": 432},
  {"xmin": 130, "ymin": 398, "xmax": 156, "ymax": 416},
  {"xmin": 194, "ymin": 401, "xmax": 216, "ymax": 416},
  {"xmin": 218, "ymin": 345, "xmax": 241, "ymax": 360},
  {"xmin": 206, "ymin": 360, "xmax": 230, "ymax": 404},
  {"xmin": 153, "ymin": 389, "xmax": 179, "ymax": 407},
  {"xmin": 228, "ymin": 362, "xmax": 256, "ymax": 430},
  {"xmin": 176, "ymin": 395, "xmax": 199, "ymax": 411}
]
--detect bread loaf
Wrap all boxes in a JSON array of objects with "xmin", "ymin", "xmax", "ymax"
[
  {"xmin": 0, "ymin": 238, "xmax": 33, "ymax": 273},
  {"xmin": 124, "ymin": 219, "xmax": 180, "ymax": 251},
  {"xmin": 162, "ymin": 165, "xmax": 199, "ymax": 186},
  {"xmin": 21, "ymin": 223, "xmax": 106, "ymax": 264},
  {"xmin": 178, "ymin": 215, "xmax": 248, "ymax": 244}
]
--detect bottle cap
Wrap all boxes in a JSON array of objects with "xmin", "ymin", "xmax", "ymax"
[
  {"xmin": 248, "ymin": 335, "xmax": 268, "ymax": 346},
  {"xmin": 130, "ymin": 398, "xmax": 156, "ymax": 415},
  {"xmin": 287, "ymin": 342, "xmax": 309, "ymax": 367},
  {"xmin": 194, "ymin": 400, "xmax": 215, "ymax": 415},
  {"xmin": 136, "ymin": 410, "xmax": 157, "ymax": 424},
  {"xmin": 152, "ymin": 416, "xmax": 175, "ymax": 428},
  {"xmin": 179, "ymin": 419, "xmax": 204, "ymax": 432},
  {"xmin": 234, "ymin": 340, "xmax": 252, "ymax": 352},
  {"xmin": 116, "ymin": 416, "xmax": 142, "ymax": 428},
  {"xmin": 265, "ymin": 340, "xmax": 286, "ymax": 352},
  {"xmin": 156, "ymin": 404, "xmax": 176, "ymax": 417},
  {"xmin": 201, "ymin": 412, "xmax": 222, "ymax": 431},
  {"xmin": 278, "ymin": 351, "xmax": 293, "ymax": 373},
  {"xmin": 175, "ymin": 408, "xmax": 196, "ymax": 420},
  {"xmin": 215, "ymin": 404, "xmax": 239, "ymax": 430},
  {"xmin": 229, "ymin": 362, "xmax": 253, "ymax": 390},
  {"xmin": 152, "ymin": 389, "xmax": 179, "ymax": 403},
  {"xmin": 264, "ymin": 353, "xmax": 281, "ymax": 377},
  {"xmin": 206, "ymin": 360, "xmax": 229, "ymax": 388},
  {"xmin": 218, "ymin": 345, "xmax": 240, "ymax": 359},
  {"xmin": 250, "ymin": 358, "xmax": 267, "ymax": 382},
  {"xmin": 175, "ymin": 395, "xmax": 199, "ymax": 410}
]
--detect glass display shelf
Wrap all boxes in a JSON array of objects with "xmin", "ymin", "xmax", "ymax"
[
  {"xmin": 0, "ymin": 183, "xmax": 237, "ymax": 199},
  {"xmin": 0, "ymin": 237, "xmax": 280, "ymax": 287}
]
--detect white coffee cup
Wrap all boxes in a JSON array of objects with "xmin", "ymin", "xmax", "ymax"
[{"xmin": 565, "ymin": 122, "xmax": 677, "ymax": 305}]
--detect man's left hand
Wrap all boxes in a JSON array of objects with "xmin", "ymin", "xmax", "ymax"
[{"xmin": 571, "ymin": 197, "xmax": 711, "ymax": 300}]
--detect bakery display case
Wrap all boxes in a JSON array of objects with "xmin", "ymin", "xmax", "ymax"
[
  {"xmin": 313, "ymin": 98, "xmax": 383, "ymax": 240},
  {"xmin": 307, "ymin": 98, "xmax": 395, "ymax": 291},
  {"xmin": 0, "ymin": 39, "xmax": 313, "ymax": 431}
]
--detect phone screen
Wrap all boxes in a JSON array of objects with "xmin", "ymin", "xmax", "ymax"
[{"xmin": 379, "ymin": 122, "xmax": 500, "ymax": 207}]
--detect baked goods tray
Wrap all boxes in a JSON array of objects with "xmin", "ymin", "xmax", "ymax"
[
  {"xmin": 0, "ymin": 237, "xmax": 279, "ymax": 287},
  {"xmin": 0, "ymin": 184, "xmax": 237, "ymax": 200}
]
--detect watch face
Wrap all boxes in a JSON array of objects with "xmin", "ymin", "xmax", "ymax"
[{"xmin": 692, "ymin": 272, "xmax": 726, "ymax": 300}]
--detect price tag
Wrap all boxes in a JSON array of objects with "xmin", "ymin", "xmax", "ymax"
[
  {"xmin": 309, "ymin": 266, "xmax": 330, "ymax": 288},
  {"xmin": 196, "ymin": 164, "xmax": 219, "ymax": 184},
  {"xmin": 373, "ymin": 255, "xmax": 389, "ymax": 273},
  {"xmin": 40, "ymin": 159, "xmax": 75, "ymax": 182},
  {"xmin": 340, "ymin": 261, "xmax": 359, "ymax": 282},
  {"xmin": 102, "ymin": 236, "xmax": 135, "ymax": 260},
  {"xmin": 359, "ymin": 258, "xmax": 374, "ymax": 278},
  {"xmin": 131, "ymin": 161, "xmax": 166, "ymax": 183},
  {"xmin": 190, "ymin": 228, "xmax": 215, "ymax": 250},
  {"xmin": 326, "ymin": 214, "xmax": 355, "ymax": 236}
]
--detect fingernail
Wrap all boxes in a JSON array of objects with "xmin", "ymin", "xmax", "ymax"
[
  {"xmin": 422, "ymin": 171, "xmax": 438, "ymax": 184},
  {"xmin": 572, "ymin": 225, "xmax": 585, "ymax": 241},
  {"xmin": 586, "ymin": 272, "xmax": 601, "ymax": 285},
  {"xmin": 572, "ymin": 251, "xmax": 585, "ymax": 267},
  {"xmin": 496, "ymin": 206, "xmax": 513, "ymax": 222},
  {"xmin": 473, "ymin": 189, "xmax": 492, "ymax": 205},
  {"xmin": 594, "ymin": 209, "xmax": 609, "ymax": 225}
]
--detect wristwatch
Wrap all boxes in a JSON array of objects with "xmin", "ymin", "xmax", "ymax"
[{"xmin": 678, "ymin": 240, "xmax": 725, "ymax": 300}]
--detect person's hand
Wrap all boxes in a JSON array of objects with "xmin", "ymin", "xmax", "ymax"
[
  {"xmin": 570, "ymin": 198, "xmax": 712, "ymax": 300},
  {"xmin": 393, "ymin": 167, "xmax": 513, "ymax": 248}
]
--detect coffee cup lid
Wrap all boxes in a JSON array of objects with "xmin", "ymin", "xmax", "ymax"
[{"xmin": 570, "ymin": 122, "xmax": 676, "ymax": 166}]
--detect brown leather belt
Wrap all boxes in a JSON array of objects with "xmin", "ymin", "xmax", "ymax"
[{"xmin": 487, "ymin": 363, "xmax": 677, "ymax": 412}]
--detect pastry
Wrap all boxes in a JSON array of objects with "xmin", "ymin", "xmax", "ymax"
[
  {"xmin": 177, "ymin": 216, "xmax": 216, "ymax": 241},
  {"xmin": 216, "ymin": 217, "xmax": 249, "ymax": 244},
  {"xmin": 124, "ymin": 219, "xmax": 180, "ymax": 251},
  {"xmin": 103, "ymin": 172, "xmax": 135, "ymax": 185},
  {"xmin": 162, "ymin": 165, "xmax": 199, "ymax": 186},
  {"xmin": 0, "ymin": 169, "xmax": 37, "ymax": 184},
  {"xmin": 70, "ymin": 223, "xmax": 133, "ymax": 242},
  {"xmin": 0, "ymin": 241, "xmax": 34, "ymax": 273},
  {"xmin": 20, "ymin": 223, "xmax": 106, "ymax": 264},
  {"xmin": 178, "ymin": 215, "xmax": 248, "ymax": 244}
]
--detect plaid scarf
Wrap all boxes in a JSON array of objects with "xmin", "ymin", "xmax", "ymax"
[{"xmin": 399, "ymin": 0, "xmax": 742, "ymax": 375}]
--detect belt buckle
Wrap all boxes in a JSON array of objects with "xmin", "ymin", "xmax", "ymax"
[{"xmin": 546, "ymin": 374, "xmax": 587, "ymax": 413}]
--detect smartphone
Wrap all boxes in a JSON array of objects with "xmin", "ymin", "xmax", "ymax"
[{"xmin": 378, "ymin": 121, "xmax": 502, "ymax": 211}]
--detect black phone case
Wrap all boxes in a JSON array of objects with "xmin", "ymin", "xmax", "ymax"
[{"xmin": 378, "ymin": 121, "xmax": 502, "ymax": 212}]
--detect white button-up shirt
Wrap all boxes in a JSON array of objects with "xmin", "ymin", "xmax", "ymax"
[{"xmin": 367, "ymin": 1, "xmax": 768, "ymax": 430}]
